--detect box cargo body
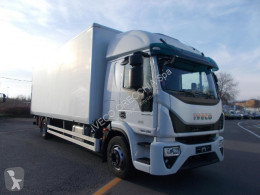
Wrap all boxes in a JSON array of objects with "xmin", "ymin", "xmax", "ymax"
[{"xmin": 31, "ymin": 24, "xmax": 120, "ymax": 124}]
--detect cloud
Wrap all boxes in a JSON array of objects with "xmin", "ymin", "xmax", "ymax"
[
  {"xmin": 209, "ymin": 44, "xmax": 260, "ymax": 100},
  {"xmin": 0, "ymin": 22, "xmax": 59, "ymax": 97},
  {"xmin": 209, "ymin": 44, "xmax": 260, "ymax": 72},
  {"xmin": 235, "ymin": 74, "xmax": 260, "ymax": 100},
  {"xmin": 0, "ymin": 23, "xmax": 59, "ymax": 72},
  {"xmin": 0, "ymin": 0, "xmax": 52, "ymax": 25},
  {"xmin": 0, "ymin": 0, "xmax": 259, "ymax": 99}
]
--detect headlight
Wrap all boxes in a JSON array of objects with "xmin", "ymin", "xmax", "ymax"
[{"xmin": 164, "ymin": 146, "xmax": 181, "ymax": 157}]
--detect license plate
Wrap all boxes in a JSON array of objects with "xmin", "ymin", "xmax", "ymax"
[{"xmin": 196, "ymin": 145, "xmax": 211, "ymax": 154}]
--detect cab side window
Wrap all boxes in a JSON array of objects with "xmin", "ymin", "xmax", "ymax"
[
  {"xmin": 123, "ymin": 64, "xmax": 131, "ymax": 89},
  {"xmin": 122, "ymin": 56, "xmax": 153, "ymax": 112}
]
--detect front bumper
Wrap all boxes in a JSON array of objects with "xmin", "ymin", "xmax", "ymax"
[{"xmin": 149, "ymin": 136, "xmax": 224, "ymax": 175}]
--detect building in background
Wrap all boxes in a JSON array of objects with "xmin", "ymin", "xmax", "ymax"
[{"xmin": 235, "ymin": 99, "xmax": 260, "ymax": 112}]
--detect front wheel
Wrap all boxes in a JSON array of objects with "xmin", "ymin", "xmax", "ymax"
[{"xmin": 107, "ymin": 136, "xmax": 134, "ymax": 178}]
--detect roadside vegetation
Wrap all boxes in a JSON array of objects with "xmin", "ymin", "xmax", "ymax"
[
  {"xmin": 0, "ymin": 95, "xmax": 31, "ymax": 117},
  {"xmin": 216, "ymin": 71, "xmax": 239, "ymax": 104}
]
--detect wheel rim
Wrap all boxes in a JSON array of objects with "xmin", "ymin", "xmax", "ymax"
[{"xmin": 110, "ymin": 145, "xmax": 124, "ymax": 171}]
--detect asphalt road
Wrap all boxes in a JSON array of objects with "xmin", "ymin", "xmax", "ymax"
[{"xmin": 0, "ymin": 117, "xmax": 260, "ymax": 194}]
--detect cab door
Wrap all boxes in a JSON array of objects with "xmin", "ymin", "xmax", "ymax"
[{"xmin": 119, "ymin": 55, "xmax": 156, "ymax": 136}]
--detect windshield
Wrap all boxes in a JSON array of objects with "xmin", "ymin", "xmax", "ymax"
[{"xmin": 157, "ymin": 55, "xmax": 219, "ymax": 105}]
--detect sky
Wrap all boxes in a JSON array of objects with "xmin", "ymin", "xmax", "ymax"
[{"xmin": 0, "ymin": 0, "xmax": 259, "ymax": 100}]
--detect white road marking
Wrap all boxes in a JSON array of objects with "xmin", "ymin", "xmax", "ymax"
[
  {"xmin": 237, "ymin": 122, "xmax": 260, "ymax": 139},
  {"xmin": 254, "ymin": 125, "xmax": 260, "ymax": 129}
]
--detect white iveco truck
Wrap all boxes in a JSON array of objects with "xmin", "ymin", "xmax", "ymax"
[{"xmin": 31, "ymin": 23, "xmax": 224, "ymax": 178}]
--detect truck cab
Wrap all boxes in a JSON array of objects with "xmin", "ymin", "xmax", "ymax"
[{"xmin": 103, "ymin": 30, "xmax": 224, "ymax": 176}]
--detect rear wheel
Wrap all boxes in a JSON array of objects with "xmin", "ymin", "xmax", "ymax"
[
  {"xmin": 41, "ymin": 118, "xmax": 49, "ymax": 139},
  {"xmin": 107, "ymin": 136, "xmax": 134, "ymax": 178}
]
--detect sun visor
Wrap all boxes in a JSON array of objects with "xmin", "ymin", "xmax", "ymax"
[{"xmin": 150, "ymin": 43, "xmax": 219, "ymax": 71}]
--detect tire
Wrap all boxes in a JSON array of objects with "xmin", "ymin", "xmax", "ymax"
[
  {"xmin": 41, "ymin": 118, "xmax": 49, "ymax": 139},
  {"xmin": 107, "ymin": 136, "xmax": 134, "ymax": 178}
]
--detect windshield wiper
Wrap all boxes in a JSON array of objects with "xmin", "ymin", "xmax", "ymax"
[
  {"xmin": 192, "ymin": 91, "xmax": 215, "ymax": 99},
  {"xmin": 165, "ymin": 89, "xmax": 196, "ymax": 97},
  {"xmin": 165, "ymin": 89, "xmax": 216, "ymax": 99}
]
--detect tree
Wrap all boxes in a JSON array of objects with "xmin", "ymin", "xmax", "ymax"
[{"xmin": 216, "ymin": 72, "xmax": 239, "ymax": 104}]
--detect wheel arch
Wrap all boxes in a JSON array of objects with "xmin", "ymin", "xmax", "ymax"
[
  {"xmin": 102, "ymin": 121, "xmax": 135, "ymax": 163},
  {"xmin": 39, "ymin": 116, "xmax": 47, "ymax": 128}
]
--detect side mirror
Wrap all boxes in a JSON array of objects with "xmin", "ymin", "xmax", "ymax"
[
  {"xmin": 0, "ymin": 93, "xmax": 6, "ymax": 103},
  {"xmin": 129, "ymin": 54, "xmax": 143, "ymax": 66},
  {"xmin": 129, "ymin": 66, "xmax": 143, "ymax": 90}
]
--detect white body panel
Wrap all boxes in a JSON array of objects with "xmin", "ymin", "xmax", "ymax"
[
  {"xmin": 31, "ymin": 24, "xmax": 120, "ymax": 123},
  {"xmin": 149, "ymin": 136, "xmax": 224, "ymax": 175}
]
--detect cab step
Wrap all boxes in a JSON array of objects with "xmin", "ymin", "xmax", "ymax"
[
  {"xmin": 136, "ymin": 157, "xmax": 150, "ymax": 165},
  {"xmin": 137, "ymin": 142, "xmax": 151, "ymax": 147}
]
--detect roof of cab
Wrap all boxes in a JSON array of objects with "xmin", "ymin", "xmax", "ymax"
[
  {"xmin": 106, "ymin": 30, "xmax": 219, "ymax": 70},
  {"xmin": 106, "ymin": 30, "xmax": 202, "ymax": 60}
]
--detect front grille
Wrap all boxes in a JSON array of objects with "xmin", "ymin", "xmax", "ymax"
[
  {"xmin": 176, "ymin": 134, "xmax": 216, "ymax": 145},
  {"xmin": 181, "ymin": 152, "xmax": 219, "ymax": 170},
  {"xmin": 169, "ymin": 111, "xmax": 224, "ymax": 133}
]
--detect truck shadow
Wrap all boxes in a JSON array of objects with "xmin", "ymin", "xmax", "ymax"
[
  {"xmin": 122, "ymin": 147, "xmax": 259, "ymax": 195},
  {"xmin": 125, "ymin": 169, "xmax": 219, "ymax": 194},
  {"xmin": 121, "ymin": 167, "xmax": 234, "ymax": 195}
]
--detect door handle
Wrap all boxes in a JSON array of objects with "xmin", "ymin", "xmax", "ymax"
[{"xmin": 119, "ymin": 111, "xmax": 126, "ymax": 119}]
